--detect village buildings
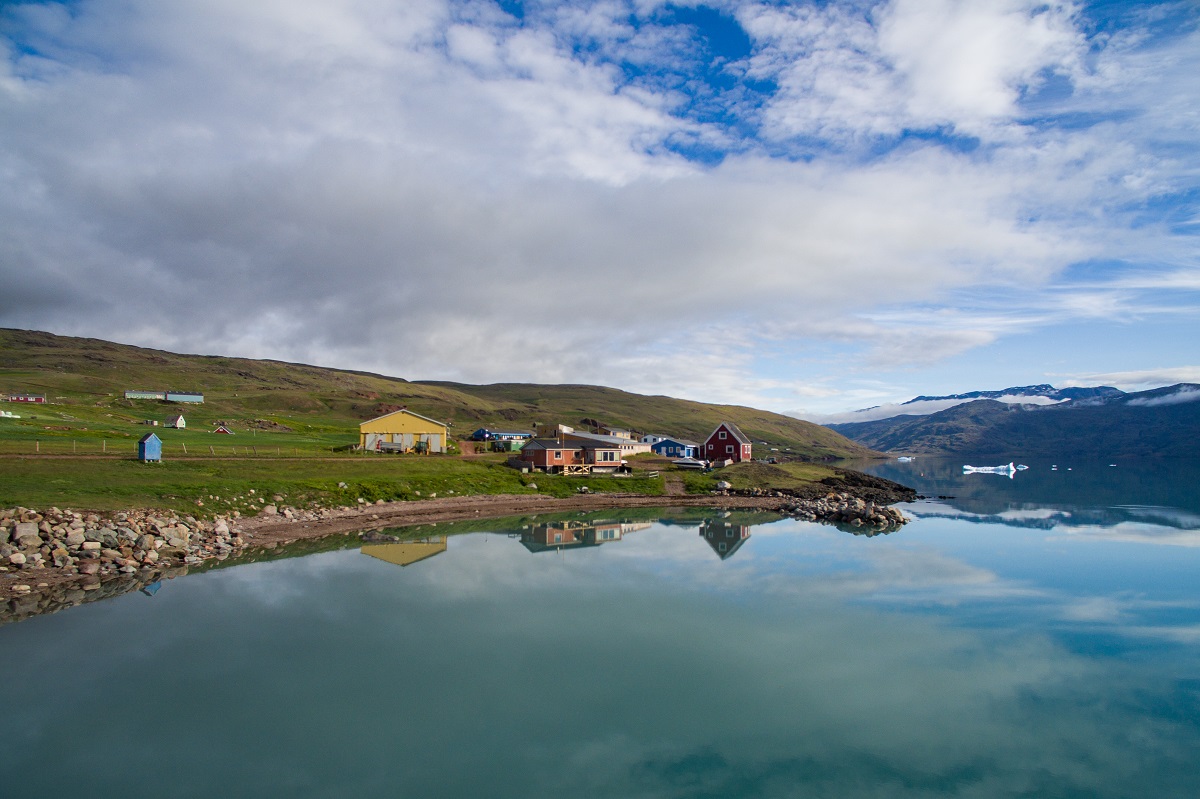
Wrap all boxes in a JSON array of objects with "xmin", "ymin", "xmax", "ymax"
[
  {"xmin": 650, "ymin": 437, "xmax": 700, "ymax": 459},
  {"xmin": 703, "ymin": 422, "xmax": 752, "ymax": 463},
  {"xmin": 5, "ymin": 393, "xmax": 46, "ymax": 404},
  {"xmin": 516, "ymin": 419, "xmax": 752, "ymax": 473},
  {"xmin": 124, "ymin": 390, "xmax": 205, "ymax": 403},
  {"xmin": 359, "ymin": 408, "xmax": 448, "ymax": 454},
  {"xmin": 518, "ymin": 436, "xmax": 625, "ymax": 474}
]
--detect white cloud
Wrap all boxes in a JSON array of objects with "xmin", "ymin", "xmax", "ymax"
[
  {"xmin": 1058, "ymin": 367, "xmax": 1200, "ymax": 391},
  {"xmin": 799, "ymin": 390, "xmax": 1067, "ymax": 424},
  {"xmin": 0, "ymin": 0, "xmax": 1197, "ymax": 411},
  {"xmin": 1126, "ymin": 386, "xmax": 1200, "ymax": 407},
  {"xmin": 741, "ymin": 0, "xmax": 1086, "ymax": 143}
]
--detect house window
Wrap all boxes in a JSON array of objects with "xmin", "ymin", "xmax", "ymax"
[
  {"xmin": 726, "ymin": 445, "xmax": 733, "ymax": 454},
  {"xmin": 726, "ymin": 529, "xmax": 734, "ymax": 537},
  {"xmin": 554, "ymin": 533, "xmax": 562, "ymax": 542},
  {"xmin": 554, "ymin": 451, "xmax": 562, "ymax": 460},
  {"xmin": 719, "ymin": 431, "xmax": 727, "ymax": 440},
  {"xmin": 719, "ymin": 543, "xmax": 727, "ymax": 552}
]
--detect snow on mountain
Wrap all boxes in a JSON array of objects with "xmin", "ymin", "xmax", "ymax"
[{"xmin": 798, "ymin": 385, "xmax": 1123, "ymax": 425}]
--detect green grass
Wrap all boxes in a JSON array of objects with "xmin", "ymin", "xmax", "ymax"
[
  {"xmin": 680, "ymin": 460, "xmax": 842, "ymax": 494},
  {"xmin": 0, "ymin": 328, "xmax": 884, "ymax": 513},
  {"xmin": 0, "ymin": 327, "xmax": 877, "ymax": 462},
  {"xmin": 0, "ymin": 454, "xmax": 536, "ymax": 514},
  {"xmin": 0, "ymin": 448, "xmax": 672, "ymax": 514}
]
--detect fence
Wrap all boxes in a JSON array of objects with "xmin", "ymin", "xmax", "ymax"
[{"xmin": 0, "ymin": 439, "xmax": 360, "ymax": 458}]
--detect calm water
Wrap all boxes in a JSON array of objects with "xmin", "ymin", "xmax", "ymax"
[{"xmin": 3, "ymin": 460, "xmax": 1200, "ymax": 797}]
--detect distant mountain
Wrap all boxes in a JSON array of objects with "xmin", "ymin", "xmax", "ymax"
[
  {"xmin": 827, "ymin": 384, "xmax": 1200, "ymax": 458},
  {"xmin": 810, "ymin": 384, "xmax": 1125, "ymax": 425},
  {"xmin": 904, "ymin": 384, "xmax": 1123, "ymax": 405}
]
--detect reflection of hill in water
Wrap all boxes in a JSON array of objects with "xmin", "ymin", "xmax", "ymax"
[{"xmin": 855, "ymin": 458, "xmax": 1200, "ymax": 529}]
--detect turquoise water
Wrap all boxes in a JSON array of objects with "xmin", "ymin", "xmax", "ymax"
[{"xmin": 3, "ymin": 461, "xmax": 1200, "ymax": 797}]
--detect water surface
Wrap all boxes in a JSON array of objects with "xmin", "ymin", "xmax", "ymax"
[{"xmin": 3, "ymin": 463, "xmax": 1200, "ymax": 797}]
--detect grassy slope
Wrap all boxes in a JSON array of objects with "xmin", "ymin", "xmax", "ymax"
[
  {"xmin": 0, "ymin": 328, "xmax": 875, "ymax": 460},
  {"xmin": 0, "ymin": 328, "xmax": 884, "ymax": 512},
  {"xmin": 0, "ymin": 453, "xmax": 665, "ymax": 514}
]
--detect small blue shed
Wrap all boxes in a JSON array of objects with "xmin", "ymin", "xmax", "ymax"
[{"xmin": 138, "ymin": 432, "xmax": 162, "ymax": 462}]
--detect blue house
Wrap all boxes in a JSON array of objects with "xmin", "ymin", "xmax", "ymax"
[
  {"xmin": 471, "ymin": 428, "xmax": 532, "ymax": 442},
  {"xmin": 651, "ymin": 437, "xmax": 699, "ymax": 459},
  {"xmin": 138, "ymin": 432, "xmax": 162, "ymax": 462}
]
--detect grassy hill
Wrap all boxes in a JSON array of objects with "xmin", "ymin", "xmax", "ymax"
[{"xmin": 0, "ymin": 328, "xmax": 874, "ymax": 461}]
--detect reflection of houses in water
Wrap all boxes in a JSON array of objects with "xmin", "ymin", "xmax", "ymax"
[
  {"xmin": 698, "ymin": 520, "xmax": 751, "ymax": 560},
  {"xmin": 361, "ymin": 537, "xmax": 447, "ymax": 567},
  {"xmin": 520, "ymin": 521, "xmax": 652, "ymax": 553}
]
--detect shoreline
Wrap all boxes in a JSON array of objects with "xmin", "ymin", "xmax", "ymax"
[{"xmin": 2, "ymin": 477, "xmax": 915, "ymax": 624}]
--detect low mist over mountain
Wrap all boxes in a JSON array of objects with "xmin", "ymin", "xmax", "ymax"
[
  {"xmin": 812, "ymin": 384, "xmax": 1126, "ymax": 425},
  {"xmin": 826, "ymin": 384, "xmax": 1200, "ymax": 458}
]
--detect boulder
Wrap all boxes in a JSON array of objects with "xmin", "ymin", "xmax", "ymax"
[
  {"xmin": 163, "ymin": 529, "xmax": 190, "ymax": 547},
  {"xmin": 14, "ymin": 522, "xmax": 40, "ymax": 545}
]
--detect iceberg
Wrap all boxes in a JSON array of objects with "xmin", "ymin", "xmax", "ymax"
[{"xmin": 963, "ymin": 462, "xmax": 1017, "ymax": 479}]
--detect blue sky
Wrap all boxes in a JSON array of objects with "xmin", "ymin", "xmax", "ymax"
[{"xmin": 1, "ymin": 0, "xmax": 1197, "ymax": 417}]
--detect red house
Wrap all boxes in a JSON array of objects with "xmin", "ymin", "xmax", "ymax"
[
  {"xmin": 518, "ymin": 437, "xmax": 624, "ymax": 473},
  {"xmin": 703, "ymin": 422, "xmax": 752, "ymax": 463}
]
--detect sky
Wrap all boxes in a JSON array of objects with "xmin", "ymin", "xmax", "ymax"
[{"xmin": 1, "ymin": 0, "xmax": 1197, "ymax": 419}]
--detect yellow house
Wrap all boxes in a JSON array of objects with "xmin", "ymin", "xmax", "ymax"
[{"xmin": 359, "ymin": 408, "xmax": 448, "ymax": 453}]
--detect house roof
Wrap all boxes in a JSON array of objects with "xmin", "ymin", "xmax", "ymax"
[
  {"xmin": 138, "ymin": 432, "xmax": 160, "ymax": 443},
  {"xmin": 653, "ymin": 437, "xmax": 700, "ymax": 448},
  {"xmin": 564, "ymin": 431, "xmax": 629, "ymax": 446},
  {"xmin": 709, "ymin": 422, "xmax": 751, "ymax": 445},
  {"xmin": 166, "ymin": 415, "xmax": 184, "ymax": 423},
  {"xmin": 521, "ymin": 437, "xmax": 621, "ymax": 451},
  {"xmin": 361, "ymin": 408, "xmax": 447, "ymax": 428}
]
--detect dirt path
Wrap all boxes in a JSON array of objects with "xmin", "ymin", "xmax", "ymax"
[{"xmin": 664, "ymin": 475, "xmax": 686, "ymax": 495}]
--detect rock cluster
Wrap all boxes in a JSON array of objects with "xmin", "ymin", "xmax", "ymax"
[
  {"xmin": 780, "ymin": 492, "xmax": 908, "ymax": 531},
  {"xmin": 0, "ymin": 506, "xmax": 250, "ymax": 583}
]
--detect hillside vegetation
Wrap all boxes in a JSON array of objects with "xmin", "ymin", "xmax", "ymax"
[{"xmin": 0, "ymin": 328, "xmax": 875, "ymax": 461}]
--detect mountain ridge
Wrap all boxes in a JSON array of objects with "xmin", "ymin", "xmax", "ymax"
[
  {"xmin": 828, "ymin": 385, "xmax": 1200, "ymax": 457},
  {"xmin": 0, "ymin": 328, "xmax": 874, "ymax": 461}
]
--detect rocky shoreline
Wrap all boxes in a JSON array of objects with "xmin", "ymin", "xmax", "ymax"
[{"xmin": 2, "ymin": 475, "xmax": 916, "ymax": 624}]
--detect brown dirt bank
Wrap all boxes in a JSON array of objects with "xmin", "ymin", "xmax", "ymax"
[
  {"xmin": 235, "ymin": 492, "xmax": 787, "ymax": 546},
  {"xmin": 232, "ymin": 467, "xmax": 915, "ymax": 547}
]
